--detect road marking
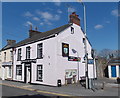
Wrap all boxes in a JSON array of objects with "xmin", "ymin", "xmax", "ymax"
[{"xmin": 0, "ymin": 83, "xmax": 71, "ymax": 96}]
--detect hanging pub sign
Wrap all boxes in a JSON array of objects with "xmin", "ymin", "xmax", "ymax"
[
  {"xmin": 68, "ymin": 56, "xmax": 81, "ymax": 62},
  {"xmin": 88, "ymin": 59, "xmax": 94, "ymax": 64},
  {"xmin": 62, "ymin": 43, "xmax": 69, "ymax": 57}
]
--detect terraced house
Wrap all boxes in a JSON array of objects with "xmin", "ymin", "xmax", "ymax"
[
  {"xmin": 13, "ymin": 12, "xmax": 97, "ymax": 86},
  {"xmin": 0, "ymin": 40, "xmax": 16, "ymax": 80}
]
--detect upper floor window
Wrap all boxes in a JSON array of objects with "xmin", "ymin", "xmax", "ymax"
[
  {"xmin": 17, "ymin": 48, "xmax": 21, "ymax": 61},
  {"xmin": 37, "ymin": 43, "xmax": 43, "ymax": 59},
  {"xmin": 83, "ymin": 38, "xmax": 86, "ymax": 44},
  {"xmin": 10, "ymin": 51, "xmax": 13, "ymax": 61},
  {"xmin": 4, "ymin": 52, "xmax": 6, "ymax": 61},
  {"xmin": 26, "ymin": 46, "xmax": 30, "ymax": 59},
  {"xmin": 71, "ymin": 27, "xmax": 74, "ymax": 34}
]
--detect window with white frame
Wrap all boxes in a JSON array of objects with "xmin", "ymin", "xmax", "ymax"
[
  {"xmin": 71, "ymin": 27, "xmax": 74, "ymax": 34},
  {"xmin": 17, "ymin": 48, "xmax": 21, "ymax": 60},
  {"xmin": 26, "ymin": 46, "xmax": 30, "ymax": 59},
  {"xmin": 10, "ymin": 51, "xmax": 13, "ymax": 61},
  {"xmin": 4, "ymin": 52, "xmax": 6, "ymax": 61},
  {"xmin": 37, "ymin": 65, "xmax": 43, "ymax": 81},
  {"xmin": 37, "ymin": 43, "xmax": 43, "ymax": 59},
  {"xmin": 16, "ymin": 65, "xmax": 22, "ymax": 76},
  {"xmin": 9, "ymin": 67, "xmax": 12, "ymax": 77}
]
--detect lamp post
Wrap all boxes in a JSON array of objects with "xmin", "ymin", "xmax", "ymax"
[
  {"xmin": 72, "ymin": 49, "xmax": 79, "ymax": 83},
  {"xmin": 77, "ymin": 0, "xmax": 89, "ymax": 89}
]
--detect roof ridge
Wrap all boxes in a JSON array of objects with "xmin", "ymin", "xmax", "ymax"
[{"xmin": 15, "ymin": 23, "xmax": 72, "ymax": 47}]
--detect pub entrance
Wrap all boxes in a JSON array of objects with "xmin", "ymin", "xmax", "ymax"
[{"xmin": 24, "ymin": 63, "xmax": 31, "ymax": 83}]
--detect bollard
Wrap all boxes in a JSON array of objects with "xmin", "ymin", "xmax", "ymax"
[
  {"xmin": 101, "ymin": 82, "xmax": 105, "ymax": 90},
  {"xmin": 57, "ymin": 79, "xmax": 61, "ymax": 87}
]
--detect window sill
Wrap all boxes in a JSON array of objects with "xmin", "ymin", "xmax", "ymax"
[
  {"xmin": 17, "ymin": 60, "xmax": 21, "ymax": 61},
  {"xmin": 36, "ymin": 80, "xmax": 43, "ymax": 82},
  {"xmin": 36, "ymin": 57, "xmax": 43, "ymax": 59}
]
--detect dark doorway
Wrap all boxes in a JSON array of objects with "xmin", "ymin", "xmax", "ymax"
[{"xmin": 24, "ymin": 63, "xmax": 31, "ymax": 83}]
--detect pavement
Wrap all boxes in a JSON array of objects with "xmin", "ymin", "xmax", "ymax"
[{"xmin": 0, "ymin": 77, "xmax": 120, "ymax": 97}]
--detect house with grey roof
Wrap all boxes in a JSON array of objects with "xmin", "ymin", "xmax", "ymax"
[
  {"xmin": 0, "ymin": 40, "xmax": 16, "ymax": 80},
  {"xmin": 13, "ymin": 12, "xmax": 96, "ymax": 86}
]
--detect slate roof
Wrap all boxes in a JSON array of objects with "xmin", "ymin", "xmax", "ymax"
[
  {"xmin": 108, "ymin": 58, "xmax": 120, "ymax": 65},
  {"xmin": 1, "ymin": 43, "xmax": 15, "ymax": 51},
  {"xmin": 15, "ymin": 23, "xmax": 72, "ymax": 47}
]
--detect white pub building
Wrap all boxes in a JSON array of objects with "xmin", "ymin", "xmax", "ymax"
[{"xmin": 13, "ymin": 12, "xmax": 96, "ymax": 86}]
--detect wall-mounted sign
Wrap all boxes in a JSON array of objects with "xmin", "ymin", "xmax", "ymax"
[
  {"xmin": 21, "ymin": 59, "xmax": 36, "ymax": 64},
  {"xmin": 88, "ymin": 59, "xmax": 94, "ymax": 64},
  {"xmin": 65, "ymin": 69, "xmax": 77, "ymax": 79},
  {"xmin": 68, "ymin": 56, "xmax": 81, "ymax": 62},
  {"xmin": 62, "ymin": 43, "xmax": 69, "ymax": 57}
]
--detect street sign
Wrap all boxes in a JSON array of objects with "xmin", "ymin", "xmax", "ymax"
[
  {"xmin": 68, "ymin": 56, "xmax": 81, "ymax": 62},
  {"xmin": 88, "ymin": 59, "xmax": 94, "ymax": 64}
]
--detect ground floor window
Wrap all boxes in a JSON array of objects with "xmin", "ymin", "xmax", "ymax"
[
  {"xmin": 119, "ymin": 66, "xmax": 120, "ymax": 77},
  {"xmin": 37, "ymin": 65, "xmax": 43, "ymax": 82},
  {"xmin": 9, "ymin": 66, "xmax": 12, "ymax": 77},
  {"xmin": 16, "ymin": 65, "xmax": 22, "ymax": 76}
]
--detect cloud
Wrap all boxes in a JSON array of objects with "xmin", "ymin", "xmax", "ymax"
[
  {"xmin": 53, "ymin": 0, "xmax": 61, "ymax": 6},
  {"xmin": 43, "ymin": 19, "xmax": 53, "ymax": 25},
  {"xmin": 40, "ymin": 22, "xmax": 44, "ymax": 26},
  {"xmin": 24, "ymin": 21, "xmax": 33, "ymax": 27},
  {"xmin": 111, "ymin": 9, "xmax": 119, "ymax": 17},
  {"xmin": 37, "ymin": 11, "xmax": 53, "ymax": 20},
  {"xmin": 54, "ymin": 15, "xmax": 60, "ymax": 20},
  {"xmin": 57, "ymin": 9, "xmax": 63, "ymax": 14},
  {"xmin": 36, "ymin": 10, "xmax": 60, "ymax": 26},
  {"xmin": 36, "ymin": 11, "xmax": 60, "ymax": 21},
  {"xmin": 23, "ymin": 11, "xmax": 33, "ymax": 17},
  {"xmin": 94, "ymin": 24, "xmax": 103, "ymax": 30},
  {"xmin": 68, "ymin": 7, "xmax": 76, "ymax": 13},
  {"xmin": 105, "ymin": 21, "xmax": 110, "ymax": 24},
  {"xmin": 54, "ymin": 2, "xmax": 61, "ymax": 6},
  {"xmin": 33, "ymin": 17, "xmax": 40, "ymax": 21}
]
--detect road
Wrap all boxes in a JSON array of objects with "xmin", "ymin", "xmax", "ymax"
[{"xmin": 2, "ymin": 85, "xmax": 63, "ymax": 98}]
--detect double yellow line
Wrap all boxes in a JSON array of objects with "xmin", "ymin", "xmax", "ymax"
[{"xmin": 0, "ymin": 83, "xmax": 71, "ymax": 97}]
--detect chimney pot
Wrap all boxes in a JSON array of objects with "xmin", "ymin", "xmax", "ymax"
[{"xmin": 69, "ymin": 12, "xmax": 80, "ymax": 26}]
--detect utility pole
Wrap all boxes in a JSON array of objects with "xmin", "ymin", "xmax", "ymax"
[{"xmin": 77, "ymin": 0, "xmax": 89, "ymax": 89}]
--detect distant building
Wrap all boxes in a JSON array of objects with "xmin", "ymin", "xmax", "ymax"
[
  {"xmin": 0, "ymin": 40, "xmax": 16, "ymax": 80},
  {"xmin": 108, "ymin": 58, "xmax": 120, "ymax": 79},
  {"xmin": 12, "ymin": 12, "xmax": 97, "ymax": 86}
]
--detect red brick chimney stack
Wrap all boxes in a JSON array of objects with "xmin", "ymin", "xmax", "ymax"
[{"xmin": 69, "ymin": 12, "xmax": 80, "ymax": 26}]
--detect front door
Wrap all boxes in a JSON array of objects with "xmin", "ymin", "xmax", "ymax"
[
  {"xmin": 26, "ymin": 66, "xmax": 30, "ymax": 83},
  {"xmin": 24, "ymin": 64, "xmax": 31, "ymax": 83},
  {"xmin": 111, "ymin": 66, "xmax": 116, "ymax": 77}
]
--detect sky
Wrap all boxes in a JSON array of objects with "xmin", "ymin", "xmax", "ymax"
[{"xmin": 1, "ymin": 1, "xmax": 119, "ymax": 51}]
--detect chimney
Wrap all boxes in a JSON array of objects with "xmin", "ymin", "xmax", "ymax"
[
  {"xmin": 29, "ymin": 27, "xmax": 41, "ymax": 38},
  {"xmin": 69, "ymin": 12, "xmax": 80, "ymax": 26},
  {"xmin": 7, "ymin": 40, "xmax": 16, "ymax": 45}
]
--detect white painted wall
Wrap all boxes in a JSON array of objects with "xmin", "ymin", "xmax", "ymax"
[
  {"xmin": 55, "ymin": 23, "xmax": 96, "ymax": 84},
  {"xmin": 0, "ymin": 48, "xmax": 13, "ymax": 80},
  {"xmin": 108, "ymin": 65, "xmax": 111, "ymax": 78},
  {"xmin": 116, "ymin": 65, "xmax": 119, "ymax": 77},
  {"xmin": 13, "ymin": 23, "xmax": 96, "ymax": 86},
  {"xmin": 108, "ymin": 65, "xmax": 120, "ymax": 79},
  {"xmin": 0, "ymin": 51, "xmax": 2, "ymax": 78}
]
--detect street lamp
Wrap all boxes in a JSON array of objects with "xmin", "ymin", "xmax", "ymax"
[
  {"xmin": 72, "ymin": 49, "xmax": 79, "ymax": 83},
  {"xmin": 77, "ymin": 0, "xmax": 89, "ymax": 89},
  {"xmin": 77, "ymin": 0, "xmax": 86, "ymax": 35}
]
